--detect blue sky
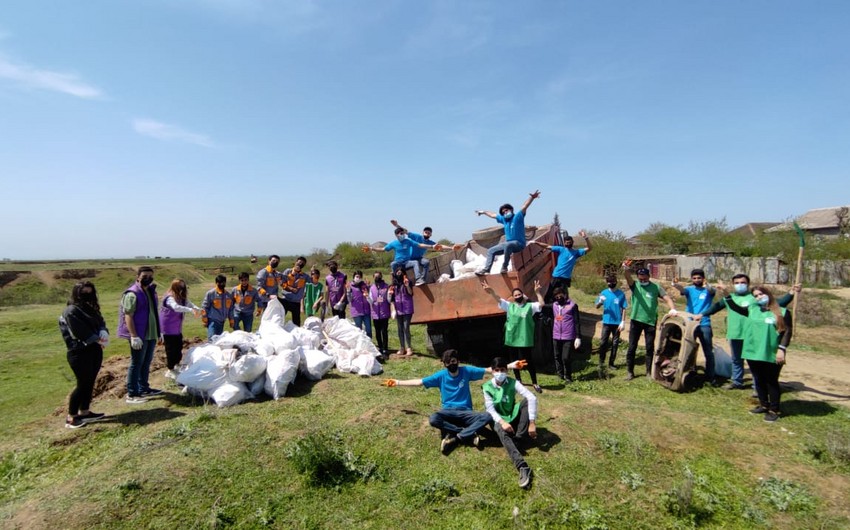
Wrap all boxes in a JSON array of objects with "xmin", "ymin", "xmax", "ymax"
[{"xmin": 1, "ymin": 1, "xmax": 848, "ymax": 259}]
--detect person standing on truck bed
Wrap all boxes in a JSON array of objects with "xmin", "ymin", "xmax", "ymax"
[
  {"xmin": 531, "ymin": 229, "xmax": 591, "ymax": 301},
  {"xmin": 474, "ymin": 189, "xmax": 541, "ymax": 276},
  {"xmin": 482, "ymin": 278, "xmax": 545, "ymax": 393}
]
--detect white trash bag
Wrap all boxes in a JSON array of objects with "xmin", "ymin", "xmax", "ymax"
[
  {"xmin": 264, "ymin": 347, "xmax": 301, "ymax": 400},
  {"xmin": 351, "ymin": 354, "xmax": 383, "ymax": 376},
  {"xmin": 300, "ymin": 348, "xmax": 335, "ymax": 381},
  {"xmin": 211, "ymin": 382, "xmax": 249, "ymax": 408},
  {"xmin": 259, "ymin": 297, "xmax": 286, "ymax": 332},
  {"xmin": 229, "ymin": 353, "xmax": 268, "ymax": 382},
  {"xmin": 176, "ymin": 356, "xmax": 228, "ymax": 391}
]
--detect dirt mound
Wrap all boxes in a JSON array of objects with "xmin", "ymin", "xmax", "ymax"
[
  {"xmin": 53, "ymin": 269, "xmax": 97, "ymax": 280},
  {"xmin": 0, "ymin": 271, "xmax": 23, "ymax": 288}
]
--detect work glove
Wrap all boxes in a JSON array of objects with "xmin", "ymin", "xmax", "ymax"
[
  {"xmin": 98, "ymin": 330, "xmax": 110, "ymax": 347},
  {"xmin": 668, "ymin": 309, "xmax": 678, "ymax": 316},
  {"xmin": 229, "ymin": 319, "xmax": 235, "ymax": 329},
  {"xmin": 202, "ymin": 317, "xmax": 209, "ymax": 326},
  {"xmin": 130, "ymin": 336, "xmax": 143, "ymax": 350},
  {"xmin": 598, "ymin": 295, "xmax": 606, "ymax": 302},
  {"xmin": 508, "ymin": 359, "xmax": 528, "ymax": 370},
  {"xmin": 574, "ymin": 338, "xmax": 582, "ymax": 349},
  {"xmin": 381, "ymin": 379, "xmax": 397, "ymax": 387},
  {"xmin": 618, "ymin": 321, "xmax": 625, "ymax": 332}
]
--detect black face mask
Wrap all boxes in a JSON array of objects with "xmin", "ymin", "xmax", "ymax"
[
  {"xmin": 140, "ymin": 277, "xmax": 154, "ymax": 287},
  {"xmin": 555, "ymin": 297, "xmax": 566, "ymax": 304},
  {"xmin": 447, "ymin": 364, "xmax": 459, "ymax": 374},
  {"xmin": 80, "ymin": 292, "xmax": 97, "ymax": 304},
  {"xmin": 217, "ymin": 283, "xmax": 226, "ymax": 289},
  {"xmin": 607, "ymin": 283, "xmax": 616, "ymax": 288},
  {"xmin": 330, "ymin": 267, "xmax": 338, "ymax": 273},
  {"xmin": 270, "ymin": 262, "xmax": 279, "ymax": 269}
]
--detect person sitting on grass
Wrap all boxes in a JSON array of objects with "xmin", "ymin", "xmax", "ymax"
[
  {"xmin": 382, "ymin": 349, "xmax": 527, "ymax": 455},
  {"xmin": 483, "ymin": 356, "xmax": 538, "ymax": 489}
]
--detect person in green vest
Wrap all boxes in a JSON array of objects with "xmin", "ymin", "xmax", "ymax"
[
  {"xmin": 482, "ymin": 279, "xmax": 545, "ymax": 393},
  {"xmin": 714, "ymin": 286, "xmax": 792, "ymax": 422},
  {"xmin": 702, "ymin": 274, "xmax": 796, "ymax": 390},
  {"xmin": 623, "ymin": 264, "xmax": 677, "ymax": 381},
  {"xmin": 483, "ymin": 356, "xmax": 538, "ymax": 489}
]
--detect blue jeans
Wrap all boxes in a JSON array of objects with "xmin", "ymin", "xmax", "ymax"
[
  {"xmin": 429, "ymin": 409, "xmax": 492, "ymax": 442},
  {"xmin": 207, "ymin": 320, "xmax": 224, "ymax": 340},
  {"xmin": 353, "ymin": 314, "xmax": 372, "ymax": 337},
  {"xmin": 483, "ymin": 240, "xmax": 525, "ymax": 273},
  {"xmin": 127, "ymin": 339, "xmax": 156, "ymax": 396},
  {"xmin": 729, "ymin": 338, "xmax": 745, "ymax": 386},
  {"xmin": 695, "ymin": 324, "xmax": 715, "ymax": 380},
  {"xmin": 392, "ymin": 259, "xmax": 428, "ymax": 282},
  {"xmin": 233, "ymin": 313, "xmax": 254, "ymax": 332}
]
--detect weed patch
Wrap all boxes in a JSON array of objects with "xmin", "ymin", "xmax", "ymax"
[
  {"xmin": 285, "ymin": 430, "xmax": 381, "ymax": 488},
  {"xmin": 758, "ymin": 477, "xmax": 816, "ymax": 513}
]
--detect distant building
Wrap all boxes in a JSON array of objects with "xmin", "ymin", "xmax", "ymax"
[
  {"xmin": 727, "ymin": 222, "xmax": 781, "ymax": 238},
  {"xmin": 767, "ymin": 205, "xmax": 850, "ymax": 238}
]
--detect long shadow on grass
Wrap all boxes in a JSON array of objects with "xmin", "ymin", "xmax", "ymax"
[
  {"xmin": 778, "ymin": 399, "xmax": 842, "ymax": 418},
  {"xmin": 781, "ymin": 380, "xmax": 850, "ymax": 403},
  {"xmin": 100, "ymin": 407, "xmax": 185, "ymax": 426}
]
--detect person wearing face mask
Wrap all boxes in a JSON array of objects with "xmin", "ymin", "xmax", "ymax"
[
  {"xmin": 531, "ymin": 229, "xmax": 592, "ymax": 301},
  {"xmin": 595, "ymin": 274, "xmax": 628, "ymax": 376},
  {"xmin": 475, "ymin": 190, "xmax": 540, "ymax": 276},
  {"xmin": 59, "ymin": 281, "xmax": 110, "ymax": 428},
  {"xmin": 382, "ymin": 349, "xmax": 527, "ymax": 455},
  {"xmin": 280, "ymin": 257, "xmax": 309, "ymax": 326},
  {"xmin": 483, "ymin": 357, "xmax": 538, "ymax": 489},
  {"xmin": 622, "ymin": 264, "xmax": 678, "ymax": 381},
  {"xmin": 671, "ymin": 269, "xmax": 718, "ymax": 386},
  {"xmin": 482, "ymin": 279, "xmax": 545, "ymax": 393},
  {"xmin": 716, "ymin": 286, "xmax": 792, "ymax": 422},
  {"xmin": 117, "ymin": 266, "xmax": 163, "ymax": 403},
  {"xmin": 347, "ymin": 270, "xmax": 372, "ymax": 338},
  {"xmin": 363, "ymin": 227, "xmax": 439, "ymax": 286},
  {"xmin": 543, "ymin": 288, "xmax": 582, "ymax": 383},
  {"xmin": 390, "ymin": 267, "xmax": 415, "ymax": 355},
  {"xmin": 325, "ymin": 260, "xmax": 348, "ymax": 318},
  {"xmin": 700, "ymin": 274, "xmax": 797, "ymax": 390},
  {"xmin": 370, "ymin": 272, "xmax": 392, "ymax": 360},
  {"xmin": 256, "ymin": 255, "xmax": 283, "ymax": 314},
  {"xmin": 230, "ymin": 272, "xmax": 259, "ymax": 332},
  {"xmin": 201, "ymin": 274, "xmax": 234, "ymax": 340},
  {"xmin": 303, "ymin": 268, "xmax": 326, "ymax": 320},
  {"xmin": 159, "ymin": 278, "xmax": 201, "ymax": 379}
]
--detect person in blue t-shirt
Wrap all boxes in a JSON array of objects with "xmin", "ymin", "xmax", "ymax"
[
  {"xmin": 532, "ymin": 229, "xmax": 592, "ymax": 301},
  {"xmin": 383, "ymin": 349, "xmax": 526, "ymax": 455},
  {"xmin": 594, "ymin": 274, "xmax": 628, "ymax": 376},
  {"xmin": 389, "ymin": 220, "xmax": 462, "ymax": 286},
  {"xmin": 671, "ymin": 269, "xmax": 718, "ymax": 385},
  {"xmin": 474, "ymin": 190, "xmax": 540, "ymax": 276}
]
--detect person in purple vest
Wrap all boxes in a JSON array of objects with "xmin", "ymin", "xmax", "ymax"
[
  {"xmin": 117, "ymin": 266, "xmax": 163, "ymax": 403},
  {"xmin": 542, "ymin": 288, "xmax": 582, "ymax": 383},
  {"xmin": 390, "ymin": 266, "xmax": 415, "ymax": 356},
  {"xmin": 348, "ymin": 270, "xmax": 372, "ymax": 338},
  {"xmin": 325, "ymin": 260, "xmax": 348, "ymax": 318},
  {"xmin": 159, "ymin": 278, "xmax": 200, "ymax": 380},
  {"xmin": 369, "ymin": 271, "xmax": 392, "ymax": 361}
]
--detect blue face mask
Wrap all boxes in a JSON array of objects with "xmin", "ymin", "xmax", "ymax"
[
  {"xmin": 734, "ymin": 283, "xmax": 749, "ymax": 295},
  {"xmin": 493, "ymin": 372, "xmax": 508, "ymax": 384},
  {"xmin": 757, "ymin": 295, "xmax": 769, "ymax": 306}
]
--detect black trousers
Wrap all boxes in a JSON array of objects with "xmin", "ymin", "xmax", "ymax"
[
  {"xmin": 163, "ymin": 334, "xmax": 183, "ymax": 369},
  {"xmin": 553, "ymin": 338, "xmax": 577, "ymax": 379},
  {"xmin": 747, "ymin": 360, "xmax": 782, "ymax": 412},
  {"xmin": 626, "ymin": 320, "xmax": 656, "ymax": 375},
  {"xmin": 67, "ymin": 343, "xmax": 103, "ymax": 415},
  {"xmin": 373, "ymin": 318, "xmax": 389, "ymax": 354},
  {"xmin": 281, "ymin": 299, "xmax": 302, "ymax": 326},
  {"xmin": 509, "ymin": 346, "xmax": 537, "ymax": 385},
  {"xmin": 494, "ymin": 399, "xmax": 531, "ymax": 470},
  {"xmin": 598, "ymin": 324, "xmax": 621, "ymax": 366}
]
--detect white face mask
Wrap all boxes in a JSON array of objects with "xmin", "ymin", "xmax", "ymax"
[
  {"xmin": 354, "ymin": 276, "xmax": 361, "ymax": 283},
  {"xmin": 639, "ymin": 281, "xmax": 650, "ymax": 287},
  {"xmin": 493, "ymin": 372, "xmax": 508, "ymax": 384}
]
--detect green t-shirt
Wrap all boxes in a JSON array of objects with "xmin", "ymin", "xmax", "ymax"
[
  {"xmin": 629, "ymin": 281, "xmax": 663, "ymax": 325},
  {"xmin": 724, "ymin": 293, "xmax": 755, "ymax": 339},
  {"xmin": 303, "ymin": 282, "xmax": 323, "ymax": 317},
  {"xmin": 741, "ymin": 306, "xmax": 786, "ymax": 363},
  {"xmin": 483, "ymin": 378, "xmax": 521, "ymax": 422}
]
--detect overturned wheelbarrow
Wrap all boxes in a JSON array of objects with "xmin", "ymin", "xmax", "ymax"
[{"xmin": 651, "ymin": 312, "xmax": 701, "ymax": 392}]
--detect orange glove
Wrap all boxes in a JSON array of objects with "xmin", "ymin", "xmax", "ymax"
[
  {"xmin": 382, "ymin": 379, "xmax": 397, "ymax": 387},
  {"xmin": 513, "ymin": 360, "xmax": 528, "ymax": 370},
  {"xmin": 202, "ymin": 318, "xmax": 209, "ymax": 326},
  {"xmin": 361, "ymin": 245, "xmax": 372, "ymax": 253}
]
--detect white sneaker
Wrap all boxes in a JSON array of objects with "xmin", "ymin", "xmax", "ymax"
[
  {"xmin": 164, "ymin": 369, "xmax": 178, "ymax": 380},
  {"xmin": 126, "ymin": 396, "xmax": 147, "ymax": 404},
  {"xmin": 414, "ymin": 279, "xmax": 425, "ymax": 286}
]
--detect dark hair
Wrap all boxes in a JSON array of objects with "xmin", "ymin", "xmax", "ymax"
[
  {"xmin": 690, "ymin": 269, "xmax": 705, "ymax": 278},
  {"xmin": 732, "ymin": 273, "xmax": 750, "ymax": 283},
  {"xmin": 296, "ymin": 256, "xmax": 307, "ymax": 265},
  {"xmin": 394, "ymin": 227, "xmax": 406, "ymax": 235},
  {"xmin": 636, "ymin": 268, "xmax": 650, "ymax": 276},
  {"xmin": 605, "ymin": 274, "xmax": 617, "ymax": 283},
  {"xmin": 310, "ymin": 268, "xmax": 320, "ymax": 277},
  {"xmin": 552, "ymin": 288, "xmax": 565, "ymax": 297},
  {"xmin": 491, "ymin": 356, "xmax": 508, "ymax": 370},
  {"xmin": 137, "ymin": 266, "xmax": 154, "ymax": 276},
  {"xmin": 238, "ymin": 272, "xmax": 249, "ymax": 280},
  {"xmin": 215, "ymin": 274, "xmax": 226, "ymax": 284},
  {"xmin": 353, "ymin": 270, "xmax": 363, "ymax": 278},
  {"xmin": 564, "ymin": 235, "xmax": 574, "ymax": 243},
  {"xmin": 327, "ymin": 260, "xmax": 338, "ymax": 267},
  {"xmin": 499, "ymin": 203, "xmax": 513, "ymax": 215},
  {"xmin": 269, "ymin": 255, "xmax": 280, "ymax": 262},
  {"xmin": 423, "ymin": 226, "xmax": 433, "ymax": 233},
  {"xmin": 441, "ymin": 349, "xmax": 460, "ymax": 364},
  {"xmin": 69, "ymin": 281, "xmax": 100, "ymax": 313}
]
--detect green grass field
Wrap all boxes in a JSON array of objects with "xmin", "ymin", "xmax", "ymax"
[{"xmin": 1, "ymin": 260, "xmax": 849, "ymax": 529}]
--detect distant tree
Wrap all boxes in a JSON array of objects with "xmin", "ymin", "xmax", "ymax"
[
  {"xmin": 308, "ymin": 248, "xmax": 332, "ymax": 268},
  {"xmin": 583, "ymin": 230, "xmax": 629, "ymax": 275},
  {"xmin": 638, "ymin": 223, "xmax": 690, "ymax": 254}
]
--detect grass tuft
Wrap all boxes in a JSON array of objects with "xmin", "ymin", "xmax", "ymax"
[
  {"xmin": 758, "ymin": 477, "xmax": 817, "ymax": 513},
  {"xmin": 285, "ymin": 430, "xmax": 381, "ymax": 488}
]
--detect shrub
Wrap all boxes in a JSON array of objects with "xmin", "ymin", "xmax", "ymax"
[
  {"xmin": 285, "ymin": 430, "xmax": 380, "ymax": 488},
  {"xmin": 758, "ymin": 477, "xmax": 816, "ymax": 513}
]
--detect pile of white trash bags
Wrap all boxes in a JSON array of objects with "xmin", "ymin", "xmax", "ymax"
[
  {"xmin": 436, "ymin": 248, "xmax": 513, "ymax": 283},
  {"xmin": 175, "ymin": 298, "xmax": 383, "ymax": 407}
]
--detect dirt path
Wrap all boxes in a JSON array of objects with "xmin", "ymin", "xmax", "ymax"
[{"xmin": 779, "ymin": 349, "xmax": 850, "ymax": 409}]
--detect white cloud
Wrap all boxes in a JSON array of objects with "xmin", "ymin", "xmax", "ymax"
[
  {"xmin": 132, "ymin": 119, "xmax": 214, "ymax": 148},
  {"xmin": 0, "ymin": 54, "xmax": 102, "ymax": 99}
]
